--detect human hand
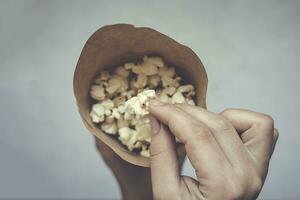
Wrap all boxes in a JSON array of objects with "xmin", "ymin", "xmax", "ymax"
[{"xmin": 149, "ymin": 100, "xmax": 278, "ymax": 200}]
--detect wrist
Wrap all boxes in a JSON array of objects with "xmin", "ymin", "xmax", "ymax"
[{"xmin": 114, "ymin": 171, "xmax": 153, "ymax": 200}]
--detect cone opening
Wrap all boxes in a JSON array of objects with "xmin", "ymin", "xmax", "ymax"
[{"xmin": 87, "ymin": 53, "xmax": 197, "ymax": 154}]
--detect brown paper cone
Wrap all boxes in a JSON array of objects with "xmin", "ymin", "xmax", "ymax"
[{"xmin": 73, "ymin": 24, "xmax": 208, "ymax": 167}]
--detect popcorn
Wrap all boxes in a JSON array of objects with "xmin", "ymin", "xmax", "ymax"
[
  {"xmin": 89, "ymin": 56, "xmax": 196, "ymax": 157},
  {"xmin": 117, "ymin": 117, "xmax": 130, "ymax": 129},
  {"xmin": 143, "ymin": 56, "xmax": 164, "ymax": 68},
  {"xmin": 115, "ymin": 66, "xmax": 130, "ymax": 77},
  {"xmin": 140, "ymin": 148, "xmax": 150, "ymax": 157},
  {"xmin": 94, "ymin": 71, "xmax": 111, "ymax": 83},
  {"xmin": 90, "ymin": 104, "xmax": 105, "ymax": 123},
  {"xmin": 133, "ymin": 74, "xmax": 147, "ymax": 89},
  {"xmin": 148, "ymin": 75, "xmax": 161, "ymax": 88},
  {"xmin": 172, "ymin": 91, "xmax": 186, "ymax": 104},
  {"xmin": 101, "ymin": 122, "xmax": 118, "ymax": 134},
  {"xmin": 105, "ymin": 115, "xmax": 115, "ymax": 123},
  {"xmin": 90, "ymin": 85, "xmax": 106, "ymax": 101},
  {"xmin": 141, "ymin": 62, "xmax": 159, "ymax": 75},
  {"xmin": 163, "ymin": 86, "xmax": 176, "ymax": 96},
  {"xmin": 106, "ymin": 75, "xmax": 128, "ymax": 95},
  {"xmin": 90, "ymin": 99, "xmax": 114, "ymax": 123}
]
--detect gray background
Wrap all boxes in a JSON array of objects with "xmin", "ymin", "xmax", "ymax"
[{"xmin": 0, "ymin": 0, "xmax": 299, "ymax": 199}]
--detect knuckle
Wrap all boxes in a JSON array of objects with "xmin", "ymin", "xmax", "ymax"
[
  {"xmin": 149, "ymin": 148, "xmax": 165, "ymax": 162},
  {"xmin": 168, "ymin": 114, "xmax": 184, "ymax": 130},
  {"xmin": 211, "ymin": 116, "xmax": 233, "ymax": 132},
  {"xmin": 220, "ymin": 108, "xmax": 235, "ymax": 116},
  {"xmin": 259, "ymin": 114, "xmax": 274, "ymax": 129},
  {"xmin": 193, "ymin": 124, "xmax": 213, "ymax": 140},
  {"xmin": 150, "ymin": 142, "xmax": 169, "ymax": 160}
]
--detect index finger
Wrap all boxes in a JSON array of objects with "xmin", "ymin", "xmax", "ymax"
[{"xmin": 149, "ymin": 100, "xmax": 231, "ymax": 180}]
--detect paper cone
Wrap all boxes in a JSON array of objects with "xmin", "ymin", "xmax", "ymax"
[{"xmin": 73, "ymin": 24, "xmax": 208, "ymax": 167}]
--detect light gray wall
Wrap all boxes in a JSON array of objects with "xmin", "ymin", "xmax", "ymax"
[{"xmin": 0, "ymin": 0, "xmax": 299, "ymax": 199}]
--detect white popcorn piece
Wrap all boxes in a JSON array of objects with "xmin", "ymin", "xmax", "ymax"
[
  {"xmin": 163, "ymin": 86, "xmax": 176, "ymax": 96},
  {"xmin": 141, "ymin": 89, "xmax": 156, "ymax": 97},
  {"xmin": 90, "ymin": 104, "xmax": 105, "ymax": 123},
  {"xmin": 90, "ymin": 99, "xmax": 114, "ymax": 123},
  {"xmin": 158, "ymin": 66, "xmax": 167, "ymax": 76},
  {"xmin": 113, "ymin": 95, "xmax": 126, "ymax": 107},
  {"xmin": 177, "ymin": 84, "xmax": 195, "ymax": 97},
  {"xmin": 119, "ymin": 127, "xmax": 133, "ymax": 144},
  {"xmin": 90, "ymin": 85, "xmax": 106, "ymax": 101},
  {"xmin": 172, "ymin": 91, "xmax": 186, "ymax": 104},
  {"xmin": 140, "ymin": 149, "xmax": 150, "ymax": 157},
  {"xmin": 106, "ymin": 75, "xmax": 128, "ymax": 95},
  {"xmin": 136, "ymin": 123, "xmax": 151, "ymax": 141},
  {"xmin": 124, "ymin": 62, "xmax": 136, "ymax": 70},
  {"xmin": 101, "ymin": 99, "xmax": 114, "ymax": 110},
  {"xmin": 186, "ymin": 98, "xmax": 196, "ymax": 105},
  {"xmin": 105, "ymin": 115, "xmax": 115, "ymax": 123},
  {"xmin": 133, "ymin": 116, "xmax": 150, "ymax": 127},
  {"xmin": 133, "ymin": 74, "xmax": 147, "ymax": 89},
  {"xmin": 124, "ymin": 111, "xmax": 134, "ymax": 121},
  {"xmin": 119, "ymin": 127, "xmax": 141, "ymax": 151},
  {"xmin": 141, "ymin": 62, "xmax": 159, "ymax": 76},
  {"xmin": 143, "ymin": 56, "xmax": 164, "ymax": 68},
  {"xmin": 94, "ymin": 71, "xmax": 111, "ymax": 83},
  {"xmin": 111, "ymin": 108, "xmax": 121, "ymax": 119},
  {"xmin": 90, "ymin": 110, "xmax": 104, "ymax": 123},
  {"xmin": 158, "ymin": 66, "xmax": 175, "ymax": 77},
  {"xmin": 159, "ymin": 91, "xmax": 171, "ymax": 103},
  {"xmin": 165, "ymin": 67, "xmax": 175, "ymax": 77},
  {"xmin": 124, "ymin": 97, "xmax": 141, "ymax": 115},
  {"xmin": 101, "ymin": 122, "xmax": 118, "ymax": 134},
  {"xmin": 162, "ymin": 76, "xmax": 176, "ymax": 88},
  {"xmin": 124, "ymin": 89, "xmax": 155, "ymax": 118},
  {"xmin": 104, "ymin": 109, "xmax": 111, "ymax": 116},
  {"xmin": 117, "ymin": 104, "xmax": 126, "ymax": 114},
  {"xmin": 130, "ymin": 117, "xmax": 140, "ymax": 126},
  {"xmin": 117, "ymin": 117, "xmax": 130, "ymax": 129},
  {"xmin": 148, "ymin": 75, "xmax": 161, "ymax": 88},
  {"xmin": 115, "ymin": 66, "xmax": 130, "ymax": 77},
  {"xmin": 124, "ymin": 63, "xmax": 143, "ymax": 74},
  {"xmin": 121, "ymin": 90, "xmax": 136, "ymax": 99}
]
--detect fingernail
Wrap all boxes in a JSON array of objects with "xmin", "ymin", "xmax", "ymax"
[
  {"xmin": 150, "ymin": 99, "xmax": 165, "ymax": 107},
  {"xmin": 149, "ymin": 115, "xmax": 161, "ymax": 135}
]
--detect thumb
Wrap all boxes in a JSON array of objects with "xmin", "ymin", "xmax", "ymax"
[{"xmin": 149, "ymin": 115, "xmax": 180, "ymax": 199}]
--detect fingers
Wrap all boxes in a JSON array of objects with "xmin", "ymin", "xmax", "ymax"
[
  {"xmin": 149, "ymin": 100, "xmax": 231, "ymax": 180},
  {"xmin": 220, "ymin": 109, "xmax": 276, "ymax": 167},
  {"xmin": 149, "ymin": 115, "xmax": 180, "ymax": 198},
  {"xmin": 174, "ymin": 104, "xmax": 250, "ymax": 169}
]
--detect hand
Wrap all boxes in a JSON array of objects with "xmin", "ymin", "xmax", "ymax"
[
  {"xmin": 95, "ymin": 136, "xmax": 185, "ymax": 200},
  {"xmin": 149, "ymin": 100, "xmax": 278, "ymax": 200}
]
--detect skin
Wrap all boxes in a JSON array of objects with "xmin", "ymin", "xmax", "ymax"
[
  {"xmin": 95, "ymin": 99, "xmax": 278, "ymax": 200},
  {"xmin": 95, "ymin": 137, "xmax": 153, "ymax": 200}
]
